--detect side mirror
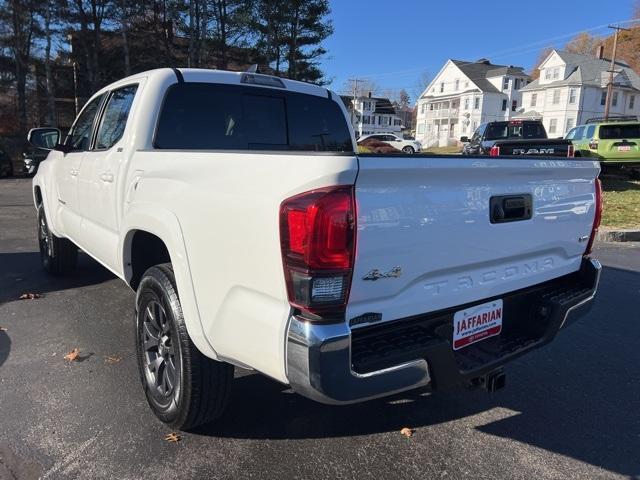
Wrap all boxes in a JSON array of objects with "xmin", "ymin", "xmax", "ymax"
[
  {"xmin": 460, "ymin": 136, "xmax": 469, "ymax": 143},
  {"xmin": 27, "ymin": 127, "xmax": 61, "ymax": 151}
]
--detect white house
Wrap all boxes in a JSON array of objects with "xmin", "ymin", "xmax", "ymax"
[
  {"xmin": 340, "ymin": 94, "xmax": 404, "ymax": 138},
  {"xmin": 415, "ymin": 59, "xmax": 530, "ymax": 147},
  {"xmin": 519, "ymin": 49, "xmax": 640, "ymax": 136}
]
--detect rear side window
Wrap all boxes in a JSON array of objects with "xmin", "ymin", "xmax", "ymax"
[
  {"xmin": 599, "ymin": 124, "xmax": 640, "ymax": 139},
  {"xmin": 574, "ymin": 126, "xmax": 586, "ymax": 139},
  {"xmin": 154, "ymin": 83, "xmax": 353, "ymax": 152},
  {"xmin": 586, "ymin": 125, "xmax": 596, "ymax": 138},
  {"xmin": 95, "ymin": 85, "xmax": 138, "ymax": 150}
]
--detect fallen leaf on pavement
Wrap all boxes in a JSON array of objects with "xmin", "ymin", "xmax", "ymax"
[
  {"xmin": 164, "ymin": 433, "xmax": 181, "ymax": 443},
  {"xmin": 104, "ymin": 355, "xmax": 121, "ymax": 364},
  {"xmin": 64, "ymin": 348, "xmax": 80, "ymax": 362},
  {"xmin": 19, "ymin": 293, "xmax": 41, "ymax": 300},
  {"xmin": 400, "ymin": 427, "xmax": 414, "ymax": 438}
]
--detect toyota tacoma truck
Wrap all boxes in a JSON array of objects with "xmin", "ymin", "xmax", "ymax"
[
  {"xmin": 462, "ymin": 120, "xmax": 574, "ymax": 157},
  {"xmin": 28, "ymin": 68, "xmax": 602, "ymax": 430}
]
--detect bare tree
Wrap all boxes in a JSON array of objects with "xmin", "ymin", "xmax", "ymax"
[
  {"xmin": 565, "ymin": 32, "xmax": 600, "ymax": 55},
  {"xmin": 0, "ymin": 0, "xmax": 40, "ymax": 132}
]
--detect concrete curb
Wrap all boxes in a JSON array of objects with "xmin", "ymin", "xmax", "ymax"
[{"xmin": 597, "ymin": 228, "xmax": 640, "ymax": 242}]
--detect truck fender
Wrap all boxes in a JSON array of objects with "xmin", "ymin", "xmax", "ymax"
[
  {"xmin": 32, "ymin": 176, "xmax": 63, "ymax": 238},
  {"xmin": 119, "ymin": 206, "xmax": 218, "ymax": 360}
]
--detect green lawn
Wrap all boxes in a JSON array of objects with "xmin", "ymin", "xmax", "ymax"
[
  {"xmin": 601, "ymin": 177, "xmax": 640, "ymax": 229},
  {"xmin": 422, "ymin": 145, "xmax": 462, "ymax": 155}
]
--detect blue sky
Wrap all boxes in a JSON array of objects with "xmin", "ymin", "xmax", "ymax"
[{"xmin": 323, "ymin": 0, "xmax": 637, "ymax": 99}]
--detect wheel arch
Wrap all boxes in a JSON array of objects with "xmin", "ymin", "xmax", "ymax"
[{"xmin": 120, "ymin": 207, "xmax": 218, "ymax": 360}]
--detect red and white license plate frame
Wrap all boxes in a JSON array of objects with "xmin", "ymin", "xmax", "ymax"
[{"xmin": 452, "ymin": 299, "xmax": 503, "ymax": 350}]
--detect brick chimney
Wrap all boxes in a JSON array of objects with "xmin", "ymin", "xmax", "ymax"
[{"xmin": 596, "ymin": 45, "xmax": 605, "ymax": 59}]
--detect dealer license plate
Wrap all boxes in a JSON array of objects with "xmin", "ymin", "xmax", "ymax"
[{"xmin": 452, "ymin": 299, "xmax": 503, "ymax": 350}]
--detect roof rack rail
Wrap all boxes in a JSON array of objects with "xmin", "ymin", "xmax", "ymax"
[{"xmin": 585, "ymin": 115, "xmax": 638, "ymax": 124}]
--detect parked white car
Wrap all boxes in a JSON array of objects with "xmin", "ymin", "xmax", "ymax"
[
  {"xmin": 358, "ymin": 133, "xmax": 422, "ymax": 153},
  {"xmin": 29, "ymin": 68, "xmax": 601, "ymax": 430}
]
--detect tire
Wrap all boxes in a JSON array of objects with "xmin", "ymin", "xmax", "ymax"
[
  {"xmin": 37, "ymin": 204, "xmax": 78, "ymax": 275},
  {"xmin": 402, "ymin": 146, "xmax": 415, "ymax": 154},
  {"xmin": 135, "ymin": 264, "xmax": 233, "ymax": 430}
]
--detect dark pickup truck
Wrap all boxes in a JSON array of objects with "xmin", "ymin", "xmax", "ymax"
[{"xmin": 461, "ymin": 120, "xmax": 574, "ymax": 158}]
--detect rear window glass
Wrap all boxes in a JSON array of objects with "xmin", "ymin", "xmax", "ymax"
[
  {"xmin": 484, "ymin": 122, "xmax": 546, "ymax": 140},
  {"xmin": 154, "ymin": 83, "xmax": 353, "ymax": 152},
  {"xmin": 599, "ymin": 124, "xmax": 640, "ymax": 139}
]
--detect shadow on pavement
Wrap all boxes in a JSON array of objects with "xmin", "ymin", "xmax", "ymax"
[
  {"xmin": 194, "ymin": 265, "xmax": 640, "ymax": 477},
  {"xmin": 0, "ymin": 251, "xmax": 115, "ymax": 305}
]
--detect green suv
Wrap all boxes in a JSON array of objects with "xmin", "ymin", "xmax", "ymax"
[{"xmin": 566, "ymin": 119, "xmax": 640, "ymax": 166}]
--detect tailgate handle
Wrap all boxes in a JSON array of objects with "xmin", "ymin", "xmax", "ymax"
[{"xmin": 490, "ymin": 194, "xmax": 532, "ymax": 223}]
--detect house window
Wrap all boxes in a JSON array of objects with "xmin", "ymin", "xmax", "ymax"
[
  {"xmin": 511, "ymin": 100, "xmax": 518, "ymax": 112},
  {"xmin": 612, "ymin": 91, "xmax": 618, "ymax": 107},
  {"xmin": 531, "ymin": 93, "xmax": 537, "ymax": 107},
  {"xmin": 601, "ymin": 91, "xmax": 607, "ymax": 106},
  {"xmin": 549, "ymin": 118, "xmax": 557, "ymax": 134},
  {"xmin": 421, "ymin": 104, "xmax": 426, "ymax": 114},
  {"xmin": 544, "ymin": 69, "xmax": 551, "ymax": 80},
  {"xmin": 552, "ymin": 67, "xmax": 559, "ymax": 79},
  {"xmin": 566, "ymin": 118, "xmax": 575, "ymax": 132},
  {"xmin": 464, "ymin": 98, "xmax": 470, "ymax": 110},
  {"xmin": 630, "ymin": 95, "xmax": 636, "ymax": 109},
  {"xmin": 503, "ymin": 78, "xmax": 509, "ymax": 90},
  {"xmin": 455, "ymin": 79, "xmax": 460, "ymax": 90},
  {"xmin": 394, "ymin": 119, "xmax": 401, "ymax": 126},
  {"xmin": 429, "ymin": 104, "xmax": 434, "ymax": 111},
  {"xmin": 465, "ymin": 81, "xmax": 469, "ymax": 88},
  {"xmin": 514, "ymin": 78, "xmax": 520, "ymax": 90},
  {"xmin": 569, "ymin": 88, "xmax": 577, "ymax": 104},
  {"xmin": 553, "ymin": 90, "xmax": 561, "ymax": 105},
  {"xmin": 363, "ymin": 115, "xmax": 370, "ymax": 124},
  {"xmin": 474, "ymin": 97, "xmax": 480, "ymax": 109},
  {"xmin": 501, "ymin": 99, "xmax": 507, "ymax": 111},
  {"xmin": 440, "ymin": 82, "xmax": 444, "ymax": 93}
]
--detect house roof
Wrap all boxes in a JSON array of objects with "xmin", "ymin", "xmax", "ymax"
[
  {"xmin": 450, "ymin": 60, "xmax": 528, "ymax": 94},
  {"xmin": 521, "ymin": 50, "xmax": 640, "ymax": 92}
]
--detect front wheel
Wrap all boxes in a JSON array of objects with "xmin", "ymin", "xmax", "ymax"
[
  {"xmin": 402, "ymin": 146, "xmax": 415, "ymax": 154},
  {"xmin": 37, "ymin": 204, "xmax": 78, "ymax": 275},
  {"xmin": 135, "ymin": 264, "xmax": 234, "ymax": 430}
]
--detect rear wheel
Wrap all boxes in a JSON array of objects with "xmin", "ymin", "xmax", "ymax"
[
  {"xmin": 135, "ymin": 264, "xmax": 234, "ymax": 430},
  {"xmin": 402, "ymin": 146, "xmax": 415, "ymax": 154},
  {"xmin": 37, "ymin": 204, "xmax": 78, "ymax": 275}
]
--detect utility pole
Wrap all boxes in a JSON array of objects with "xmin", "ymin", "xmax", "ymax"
[
  {"xmin": 348, "ymin": 78, "xmax": 362, "ymax": 131},
  {"xmin": 349, "ymin": 78, "xmax": 362, "ymax": 120},
  {"xmin": 604, "ymin": 25, "xmax": 630, "ymax": 121}
]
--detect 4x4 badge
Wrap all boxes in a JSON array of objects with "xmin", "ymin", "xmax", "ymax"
[{"xmin": 362, "ymin": 266, "xmax": 402, "ymax": 281}]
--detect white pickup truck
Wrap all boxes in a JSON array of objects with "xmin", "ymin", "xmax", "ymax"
[{"xmin": 28, "ymin": 68, "xmax": 602, "ymax": 430}]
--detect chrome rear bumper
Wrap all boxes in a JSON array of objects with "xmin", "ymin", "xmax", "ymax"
[{"xmin": 285, "ymin": 258, "xmax": 601, "ymax": 405}]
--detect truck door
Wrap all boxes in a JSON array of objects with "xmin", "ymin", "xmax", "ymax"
[
  {"xmin": 76, "ymin": 84, "xmax": 139, "ymax": 272},
  {"xmin": 54, "ymin": 94, "xmax": 104, "ymax": 241}
]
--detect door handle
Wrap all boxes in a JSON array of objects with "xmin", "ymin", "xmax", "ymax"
[
  {"xmin": 100, "ymin": 172, "xmax": 114, "ymax": 183},
  {"xmin": 70, "ymin": 169, "xmax": 79, "ymax": 176}
]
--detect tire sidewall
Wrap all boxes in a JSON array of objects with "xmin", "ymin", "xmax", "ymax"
[
  {"xmin": 37, "ymin": 205, "xmax": 53, "ymax": 272},
  {"xmin": 135, "ymin": 269, "xmax": 187, "ymax": 425},
  {"xmin": 402, "ymin": 146, "xmax": 415, "ymax": 154}
]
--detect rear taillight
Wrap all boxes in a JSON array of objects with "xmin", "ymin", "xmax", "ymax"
[
  {"xmin": 567, "ymin": 144, "xmax": 575, "ymax": 157},
  {"xmin": 490, "ymin": 145, "xmax": 500, "ymax": 156},
  {"xmin": 584, "ymin": 178, "xmax": 602, "ymax": 256},
  {"xmin": 589, "ymin": 139, "xmax": 599, "ymax": 150},
  {"xmin": 279, "ymin": 186, "xmax": 356, "ymax": 318}
]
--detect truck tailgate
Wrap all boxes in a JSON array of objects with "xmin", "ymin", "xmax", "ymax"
[{"xmin": 347, "ymin": 155, "xmax": 600, "ymax": 325}]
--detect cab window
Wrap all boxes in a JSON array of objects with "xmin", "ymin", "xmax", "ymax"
[
  {"xmin": 66, "ymin": 95, "xmax": 104, "ymax": 151},
  {"xmin": 95, "ymin": 85, "xmax": 138, "ymax": 150}
]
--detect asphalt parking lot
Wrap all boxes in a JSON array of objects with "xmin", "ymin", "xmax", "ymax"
[{"xmin": 1, "ymin": 177, "xmax": 639, "ymax": 480}]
